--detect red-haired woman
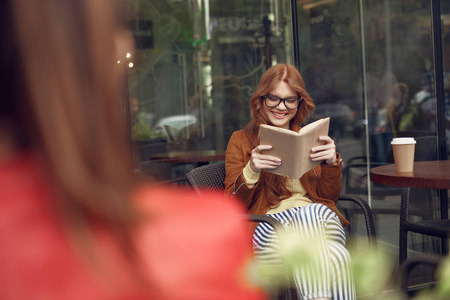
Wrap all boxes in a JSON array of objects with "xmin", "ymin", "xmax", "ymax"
[{"xmin": 225, "ymin": 64, "xmax": 355, "ymax": 300}]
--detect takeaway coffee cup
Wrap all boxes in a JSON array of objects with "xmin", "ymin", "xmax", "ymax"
[{"xmin": 391, "ymin": 137, "xmax": 416, "ymax": 172}]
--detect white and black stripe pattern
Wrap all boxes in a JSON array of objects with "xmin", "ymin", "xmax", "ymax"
[{"xmin": 253, "ymin": 203, "xmax": 355, "ymax": 300}]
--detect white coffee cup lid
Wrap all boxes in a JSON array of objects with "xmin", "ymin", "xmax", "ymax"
[{"xmin": 391, "ymin": 137, "xmax": 416, "ymax": 145}]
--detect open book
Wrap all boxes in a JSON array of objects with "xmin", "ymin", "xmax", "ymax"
[{"xmin": 259, "ymin": 117, "xmax": 330, "ymax": 178}]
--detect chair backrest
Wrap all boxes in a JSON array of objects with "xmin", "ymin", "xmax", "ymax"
[
  {"xmin": 185, "ymin": 162, "xmax": 226, "ymax": 195},
  {"xmin": 187, "ymin": 162, "xmax": 377, "ymax": 248},
  {"xmin": 342, "ymin": 156, "xmax": 400, "ymax": 197}
]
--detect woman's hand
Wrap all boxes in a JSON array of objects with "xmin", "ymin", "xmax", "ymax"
[
  {"xmin": 249, "ymin": 145, "xmax": 281, "ymax": 173},
  {"xmin": 310, "ymin": 136, "xmax": 337, "ymax": 165}
]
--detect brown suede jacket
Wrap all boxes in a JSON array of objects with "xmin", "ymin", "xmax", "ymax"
[{"xmin": 224, "ymin": 125, "xmax": 350, "ymax": 228}]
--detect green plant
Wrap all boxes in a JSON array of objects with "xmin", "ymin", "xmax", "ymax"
[{"xmin": 131, "ymin": 114, "xmax": 166, "ymax": 140}]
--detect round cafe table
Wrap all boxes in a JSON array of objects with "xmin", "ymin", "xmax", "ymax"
[
  {"xmin": 149, "ymin": 150, "xmax": 225, "ymax": 165},
  {"xmin": 370, "ymin": 160, "xmax": 450, "ymax": 263},
  {"xmin": 370, "ymin": 160, "xmax": 450, "ymax": 219},
  {"xmin": 370, "ymin": 160, "xmax": 450, "ymax": 190}
]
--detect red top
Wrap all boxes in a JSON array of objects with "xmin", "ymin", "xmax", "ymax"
[{"xmin": 0, "ymin": 152, "xmax": 266, "ymax": 300}]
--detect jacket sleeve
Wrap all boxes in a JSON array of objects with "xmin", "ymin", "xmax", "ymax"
[
  {"xmin": 224, "ymin": 132, "xmax": 258, "ymax": 209},
  {"xmin": 315, "ymin": 153, "xmax": 342, "ymax": 202},
  {"xmin": 302, "ymin": 152, "xmax": 342, "ymax": 205},
  {"xmin": 301, "ymin": 152, "xmax": 350, "ymax": 227}
]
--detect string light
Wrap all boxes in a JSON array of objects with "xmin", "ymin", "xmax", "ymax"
[{"xmin": 117, "ymin": 52, "xmax": 133, "ymax": 67}]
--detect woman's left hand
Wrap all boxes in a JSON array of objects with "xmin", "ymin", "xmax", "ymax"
[{"xmin": 310, "ymin": 136, "xmax": 337, "ymax": 165}]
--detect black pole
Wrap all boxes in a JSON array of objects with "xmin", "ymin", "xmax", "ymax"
[
  {"xmin": 431, "ymin": 0, "xmax": 446, "ymax": 161},
  {"xmin": 263, "ymin": 15, "xmax": 272, "ymax": 69},
  {"xmin": 291, "ymin": 0, "xmax": 300, "ymax": 69},
  {"xmin": 430, "ymin": 0, "xmax": 448, "ymax": 254}
]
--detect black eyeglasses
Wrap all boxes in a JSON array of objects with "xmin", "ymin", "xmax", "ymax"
[{"xmin": 262, "ymin": 94, "xmax": 302, "ymax": 110}]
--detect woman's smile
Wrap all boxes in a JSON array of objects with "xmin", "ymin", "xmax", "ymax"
[{"xmin": 271, "ymin": 111, "xmax": 288, "ymax": 119}]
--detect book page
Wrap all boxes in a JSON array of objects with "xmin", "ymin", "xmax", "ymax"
[
  {"xmin": 259, "ymin": 117, "xmax": 330, "ymax": 178},
  {"xmin": 299, "ymin": 117, "xmax": 330, "ymax": 135},
  {"xmin": 259, "ymin": 125, "xmax": 300, "ymax": 136}
]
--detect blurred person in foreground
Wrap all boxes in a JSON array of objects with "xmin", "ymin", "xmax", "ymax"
[{"xmin": 0, "ymin": 1, "xmax": 266, "ymax": 299}]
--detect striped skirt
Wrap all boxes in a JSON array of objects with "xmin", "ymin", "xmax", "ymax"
[{"xmin": 253, "ymin": 203, "xmax": 355, "ymax": 300}]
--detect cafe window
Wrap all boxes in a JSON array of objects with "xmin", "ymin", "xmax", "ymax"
[
  {"xmin": 125, "ymin": 0, "xmax": 450, "ymax": 288},
  {"xmin": 294, "ymin": 0, "xmax": 449, "ymax": 288},
  {"xmin": 125, "ymin": 0, "xmax": 294, "ymax": 180}
]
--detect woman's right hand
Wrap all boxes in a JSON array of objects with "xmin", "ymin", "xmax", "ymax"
[{"xmin": 249, "ymin": 145, "xmax": 281, "ymax": 173}]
